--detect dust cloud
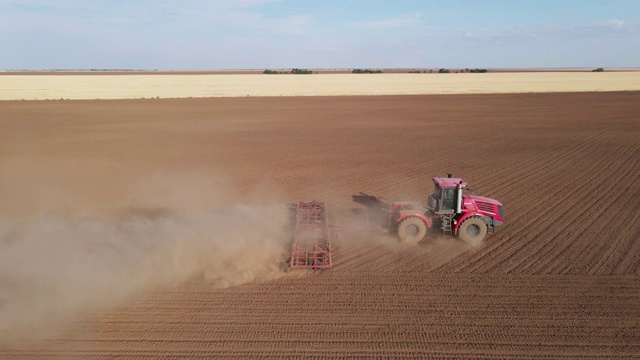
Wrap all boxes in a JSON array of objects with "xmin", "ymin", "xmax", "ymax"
[{"xmin": 0, "ymin": 175, "xmax": 292, "ymax": 342}]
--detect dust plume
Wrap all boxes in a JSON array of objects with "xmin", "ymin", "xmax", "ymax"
[{"xmin": 0, "ymin": 202, "xmax": 292, "ymax": 342}]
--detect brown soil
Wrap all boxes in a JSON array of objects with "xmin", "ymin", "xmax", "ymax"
[{"xmin": 1, "ymin": 92, "xmax": 639, "ymax": 358}]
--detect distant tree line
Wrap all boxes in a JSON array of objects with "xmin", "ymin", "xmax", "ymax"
[
  {"xmin": 352, "ymin": 69, "xmax": 383, "ymax": 73},
  {"xmin": 593, "ymin": 67, "xmax": 605, "ymax": 72},
  {"xmin": 430, "ymin": 68, "xmax": 488, "ymax": 73},
  {"xmin": 263, "ymin": 69, "xmax": 314, "ymax": 74},
  {"xmin": 291, "ymin": 68, "xmax": 313, "ymax": 74}
]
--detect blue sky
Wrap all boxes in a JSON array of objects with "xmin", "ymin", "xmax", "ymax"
[{"xmin": 1, "ymin": 0, "xmax": 638, "ymax": 69}]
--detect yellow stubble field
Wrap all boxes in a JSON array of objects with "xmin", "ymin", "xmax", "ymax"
[{"xmin": 1, "ymin": 72, "xmax": 640, "ymax": 100}]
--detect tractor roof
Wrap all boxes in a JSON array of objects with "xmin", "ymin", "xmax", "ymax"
[{"xmin": 433, "ymin": 177, "xmax": 468, "ymax": 188}]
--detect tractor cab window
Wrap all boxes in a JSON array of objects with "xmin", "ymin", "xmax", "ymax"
[
  {"xmin": 432, "ymin": 186, "xmax": 442, "ymax": 199},
  {"xmin": 442, "ymin": 188, "xmax": 456, "ymax": 211}
]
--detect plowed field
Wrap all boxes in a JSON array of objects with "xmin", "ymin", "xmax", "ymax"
[{"xmin": 1, "ymin": 92, "xmax": 639, "ymax": 358}]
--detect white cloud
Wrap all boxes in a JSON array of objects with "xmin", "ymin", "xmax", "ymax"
[
  {"xmin": 349, "ymin": 13, "xmax": 422, "ymax": 31},
  {"xmin": 445, "ymin": 18, "xmax": 637, "ymax": 44},
  {"xmin": 604, "ymin": 19, "xmax": 626, "ymax": 29}
]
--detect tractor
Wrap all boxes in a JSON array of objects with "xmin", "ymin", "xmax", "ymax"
[
  {"xmin": 352, "ymin": 173, "xmax": 503, "ymax": 243},
  {"xmin": 288, "ymin": 174, "xmax": 503, "ymax": 269}
]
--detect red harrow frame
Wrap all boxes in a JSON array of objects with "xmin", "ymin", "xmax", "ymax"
[
  {"xmin": 289, "ymin": 200, "xmax": 385, "ymax": 270},
  {"xmin": 290, "ymin": 201, "xmax": 332, "ymax": 269}
]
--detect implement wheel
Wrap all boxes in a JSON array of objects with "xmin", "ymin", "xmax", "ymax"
[
  {"xmin": 459, "ymin": 217, "xmax": 488, "ymax": 244},
  {"xmin": 398, "ymin": 217, "xmax": 428, "ymax": 242}
]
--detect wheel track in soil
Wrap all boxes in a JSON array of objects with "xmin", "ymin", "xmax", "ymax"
[
  {"xmin": 434, "ymin": 128, "xmax": 640, "ymax": 275},
  {"xmin": 418, "ymin": 126, "xmax": 592, "ymax": 270},
  {"xmin": 496, "ymin": 129, "xmax": 640, "ymax": 274},
  {"xmin": 499, "ymin": 134, "xmax": 637, "ymax": 274},
  {"xmin": 577, "ymin": 144, "xmax": 640, "ymax": 275},
  {"xmin": 606, "ymin": 202, "xmax": 640, "ymax": 274},
  {"xmin": 427, "ymin": 130, "xmax": 606, "ymax": 273},
  {"xmin": 547, "ymin": 159, "xmax": 640, "ymax": 275}
]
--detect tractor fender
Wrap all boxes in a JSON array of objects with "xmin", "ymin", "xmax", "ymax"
[
  {"xmin": 453, "ymin": 213, "xmax": 491, "ymax": 234},
  {"xmin": 396, "ymin": 211, "xmax": 431, "ymax": 228}
]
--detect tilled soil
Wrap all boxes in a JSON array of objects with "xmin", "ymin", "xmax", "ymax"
[{"xmin": 1, "ymin": 92, "xmax": 639, "ymax": 358}]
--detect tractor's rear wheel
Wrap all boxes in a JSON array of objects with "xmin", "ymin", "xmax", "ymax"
[
  {"xmin": 458, "ymin": 217, "xmax": 488, "ymax": 244},
  {"xmin": 398, "ymin": 217, "xmax": 428, "ymax": 242}
]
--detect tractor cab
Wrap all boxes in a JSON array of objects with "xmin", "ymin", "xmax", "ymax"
[{"xmin": 428, "ymin": 174, "xmax": 468, "ymax": 214}]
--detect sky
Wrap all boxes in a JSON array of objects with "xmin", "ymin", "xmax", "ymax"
[{"xmin": 1, "ymin": 0, "xmax": 638, "ymax": 70}]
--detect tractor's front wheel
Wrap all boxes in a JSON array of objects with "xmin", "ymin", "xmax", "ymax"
[
  {"xmin": 398, "ymin": 217, "xmax": 428, "ymax": 242},
  {"xmin": 458, "ymin": 217, "xmax": 488, "ymax": 244}
]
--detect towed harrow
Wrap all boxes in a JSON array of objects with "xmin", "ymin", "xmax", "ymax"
[
  {"xmin": 288, "ymin": 200, "xmax": 383, "ymax": 270},
  {"xmin": 289, "ymin": 201, "xmax": 332, "ymax": 269}
]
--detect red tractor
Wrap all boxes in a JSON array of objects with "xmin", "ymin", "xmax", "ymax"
[{"xmin": 353, "ymin": 173, "xmax": 504, "ymax": 243}]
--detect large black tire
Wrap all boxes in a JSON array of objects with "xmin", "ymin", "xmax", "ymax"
[
  {"xmin": 398, "ymin": 217, "xmax": 428, "ymax": 242},
  {"xmin": 458, "ymin": 217, "xmax": 488, "ymax": 244}
]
